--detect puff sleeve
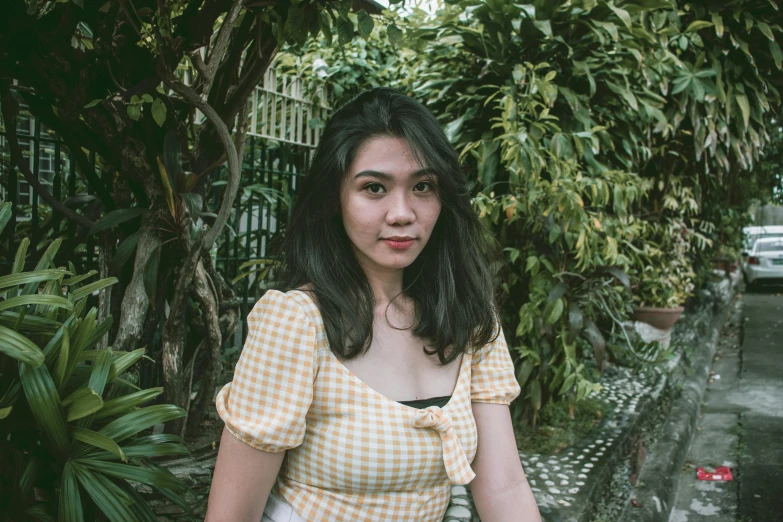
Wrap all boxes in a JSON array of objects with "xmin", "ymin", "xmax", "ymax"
[
  {"xmin": 470, "ymin": 325, "xmax": 521, "ymax": 405},
  {"xmin": 215, "ymin": 290, "xmax": 317, "ymax": 452}
]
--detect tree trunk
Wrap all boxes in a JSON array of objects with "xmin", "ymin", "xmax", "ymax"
[{"xmin": 112, "ymin": 221, "xmax": 161, "ymax": 353}]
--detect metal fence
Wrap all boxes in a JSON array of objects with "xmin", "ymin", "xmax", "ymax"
[{"xmin": 1, "ymin": 69, "xmax": 329, "ymax": 350}]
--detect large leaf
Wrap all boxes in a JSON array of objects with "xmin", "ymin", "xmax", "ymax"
[
  {"xmin": 95, "ymin": 388, "xmax": 163, "ymax": 419},
  {"xmin": 62, "ymin": 270, "xmax": 98, "ymax": 287},
  {"xmin": 71, "ymin": 278, "xmax": 118, "ymax": 302},
  {"xmin": 0, "ymin": 269, "xmax": 67, "ymax": 291},
  {"xmin": 62, "ymin": 387, "xmax": 104, "ymax": 422},
  {"xmin": 604, "ymin": 266, "xmax": 631, "ymax": 293},
  {"xmin": 22, "ymin": 239, "xmax": 63, "ymax": 295},
  {"xmin": 0, "ymin": 294, "xmax": 73, "ymax": 314},
  {"xmin": 12, "ymin": 237, "xmax": 29, "ymax": 274},
  {"xmin": 118, "ymin": 443, "xmax": 189, "ymax": 459},
  {"xmin": 109, "ymin": 231, "xmax": 143, "ymax": 276},
  {"xmin": 567, "ymin": 301, "xmax": 584, "ymax": 344},
  {"xmin": 0, "ymin": 201, "xmax": 12, "ymax": 234},
  {"xmin": 99, "ymin": 405, "xmax": 186, "ymax": 443},
  {"xmin": 107, "ymin": 348, "xmax": 146, "ymax": 380},
  {"xmin": 71, "ymin": 462, "xmax": 136, "ymax": 522},
  {"xmin": 76, "ymin": 459, "xmax": 187, "ymax": 491},
  {"xmin": 88, "ymin": 208, "xmax": 146, "ymax": 236},
  {"xmin": 72, "ymin": 427, "xmax": 127, "ymax": 462},
  {"xmin": 59, "ymin": 462, "xmax": 85, "ymax": 522},
  {"xmin": 54, "ymin": 328, "xmax": 70, "ymax": 390},
  {"xmin": 583, "ymin": 319, "xmax": 606, "ymax": 372},
  {"xmin": 19, "ymin": 362, "xmax": 70, "ymax": 457},
  {"xmin": 0, "ymin": 325, "xmax": 45, "ymax": 366}
]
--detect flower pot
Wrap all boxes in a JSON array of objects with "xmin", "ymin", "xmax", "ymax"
[{"xmin": 631, "ymin": 306, "xmax": 684, "ymax": 331}]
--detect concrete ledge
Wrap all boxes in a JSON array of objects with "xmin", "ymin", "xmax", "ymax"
[{"xmin": 616, "ymin": 282, "xmax": 740, "ymax": 522}]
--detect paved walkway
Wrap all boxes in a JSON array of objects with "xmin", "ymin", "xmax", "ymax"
[{"xmin": 669, "ymin": 288, "xmax": 783, "ymax": 521}]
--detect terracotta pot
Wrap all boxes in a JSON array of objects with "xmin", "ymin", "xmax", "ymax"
[{"xmin": 632, "ymin": 306, "xmax": 685, "ymax": 331}]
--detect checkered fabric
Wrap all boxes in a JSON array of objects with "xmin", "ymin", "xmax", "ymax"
[{"xmin": 216, "ymin": 290, "xmax": 520, "ymax": 522}]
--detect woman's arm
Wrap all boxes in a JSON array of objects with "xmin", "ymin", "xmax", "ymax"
[
  {"xmin": 470, "ymin": 403, "xmax": 541, "ymax": 522},
  {"xmin": 204, "ymin": 427, "xmax": 286, "ymax": 522}
]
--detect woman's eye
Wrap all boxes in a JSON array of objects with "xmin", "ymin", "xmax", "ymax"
[
  {"xmin": 364, "ymin": 183, "xmax": 386, "ymax": 194},
  {"xmin": 414, "ymin": 182, "xmax": 435, "ymax": 192}
]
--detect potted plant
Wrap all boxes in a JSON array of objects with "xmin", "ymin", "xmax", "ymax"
[{"xmin": 630, "ymin": 220, "xmax": 696, "ymax": 330}]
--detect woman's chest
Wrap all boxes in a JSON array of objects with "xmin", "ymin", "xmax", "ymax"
[
  {"xmin": 339, "ymin": 325, "xmax": 461, "ymax": 402},
  {"xmin": 286, "ymin": 352, "xmax": 478, "ymax": 492}
]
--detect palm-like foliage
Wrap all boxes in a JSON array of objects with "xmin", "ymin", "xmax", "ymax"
[{"xmin": 0, "ymin": 201, "xmax": 191, "ymax": 521}]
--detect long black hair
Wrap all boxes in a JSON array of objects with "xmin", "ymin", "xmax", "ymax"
[{"xmin": 275, "ymin": 87, "xmax": 498, "ymax": 365}]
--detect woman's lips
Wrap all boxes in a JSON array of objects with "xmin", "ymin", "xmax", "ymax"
[{"xmin": 383, "ymin": 238, "xmax": 415, "ymax": 249}]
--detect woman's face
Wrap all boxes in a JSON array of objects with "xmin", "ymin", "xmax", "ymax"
[{"xmin": 340, "ymin": 136, "xmax": 442, "ymax": 277}]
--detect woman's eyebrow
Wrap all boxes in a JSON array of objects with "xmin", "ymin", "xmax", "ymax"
[{"xmin": 353, "ymin": 168, "xmax": 437, "ymax": 181}]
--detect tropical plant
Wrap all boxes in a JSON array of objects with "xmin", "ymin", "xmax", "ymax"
[{"xmin": 0, "ymin": 202, "xmax": 191, "ymax": 521}]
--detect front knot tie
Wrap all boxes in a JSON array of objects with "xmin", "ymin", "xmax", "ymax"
[
  {"xmin": 412, "ymin": 406, "xmax": 452, "ymax": 432},
  {"xmin": 411, "ymin": 406, "xmax": 476, "ymax": 485}
]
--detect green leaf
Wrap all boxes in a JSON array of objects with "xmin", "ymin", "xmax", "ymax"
[
  {"xmin": 516, "ymin": 358, "xmax": 535, "ymax": 388},
  {"xmin": 567, "ymin": 302, "xmax": 583, "ymax": 344},
  {"xmin": 547, "ymin": 283, "xmax": 568, "ymax": 302},
  {"xmin": 119, "ymin": 443, "xmax": 189, "ymax": 459},
  {"xmin": 0, "ymin": 269, "xmax": 67, "ymax": 291},
  {"xmin": 357, "ymin": 11, "xmax": 374, "ymax": 38},
  {"xmin": 63, "ymin": 270, "xmax": 98, "ymax": 286},
  {"xmin": 127, "ymin": 104, "xmax": 141, "ymax": 122},
  {"xmin": 20, "ymin": 362, "xmax": 70, "ymax": 457},
  {"xmin": 77, "ymin": 460, "xmax": 187, "ymax": 491},
  {"xmin": 388, "ymin": 24, "xmax": 403, "ymax": 47},
  {"xmin": 529, "ymin": 379, "xmax": 542, "ymax": 411},
  {"xmin": 607, "ymin": 2, "xmax": 632, "ymax": 30},
  {"xmin": 72, "ymin": 427, "xmax": 127, "ymax": 462},
  {"xmin": 71, "ymin": 278, "xmax": 118, "ymax": 302},
  {"xmin": 95, "ymin": 388, "xmax": 163, "ymax": 419},
  {"xmin": 60, "ymin": 462, "xmax": 85, "ymax": 522},
  {"xmin": 151, "ymin": 99, "xmax": 166, "ymax": 127},
  {"xmin": 533, "ymin": 20, "xmax": 552, "ymax": 37},
  {"xmin": 711, "ymin": 12, "xmax": 723, "ymax": 37},
  {"xmin": 0, "ymin": 202, "xmax": 12, "ymax": 234},
  {"xmin": 605, "ymin": 267, "xmax": 631, "ymax": 293},
  {"xmin": 62, "ymin": 387, "xmax": 104, "ymax": 422},
  {"xmin": 99, "ymin": 405, "xmax": 186, "ymax": 443},
  {"xmin": 109, "ymin": 231, "xmax": 143, "ymax": 276},
  {"xmin": 0, "ymin": 325, "xmax": 45, "ymax": 366},
  {"xmin": 0, "ymin": 295, "xmax": 73, "ymax": 314},
  {"xmin": 54, "ymin": 328, "xmax": 70, "ymax": 390},
  {"xmin": 88, "ymin": 208, "xmax": 146, "ymax": 236},
  {"xmin": 685, "ymin": 20, "xmax": 713, "ymax": 33},
  {"xmin": 89, "ymin": 349, "xmax": 113, "ymax": 397},
  {"xmin": 771, "ymin": 40, "xmax": 782, "ymax": 69},
  {"xmin": 72, "ymin": 462, "xmax": 136, "ymax": 522},
  {"xmin": 143, "ymin": 245, "xmax": 160, "ymax": 303},
  {"xmin": 543, "ymin": 297, "xmax": 565, "ymax": 325},
  {"xmin": 23, "ymin": 239, "xmax": 63, "ymax": 295},
  {"xmin": 757, "ymin": 21, "xmax": 774, "ymax": 41},
  {"xmin": 108, "ymin": 349, "xmax": 146, "ymax": 380},
  {"xmin": 583, "ymin": 319, "xmax": 606, "ymax": 371},
  {"xmin": 0, "ymin": 406, "xmax": 11, "ymax": 419},
  {"xmin": 337, "ymin": 16, "xmax": 354, "ymax": 46},
  {"xmin": 84, "ymin": 99, "xmax": 103, "ymax": 109},
  {"xmin": 13, "ymin": 237, "xmax": 29, "ymax": 274},
  {"xmin": 735, "ymin": 93, "xmax": 750, "ymax": 129}
]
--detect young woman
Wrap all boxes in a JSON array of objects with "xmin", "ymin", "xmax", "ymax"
[{"xmin": 205, "ymin": 88, "xmax": 541, "ymax": 522}]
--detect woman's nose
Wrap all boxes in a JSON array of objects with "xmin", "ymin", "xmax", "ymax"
[{"xmin": 386, "ymin": 192, "xmax": 416, "ymax": 225}]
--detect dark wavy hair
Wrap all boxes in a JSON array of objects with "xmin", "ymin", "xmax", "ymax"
[{"xmin": 275, "ymin": 87, "xmax": 498, "ymax": 365}]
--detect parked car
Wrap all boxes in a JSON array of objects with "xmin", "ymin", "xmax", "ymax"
[
  {"xmin": 740, "ymin": 225, "xmax": 783, "ymax": 272},
  {"xmin": 743, "ymin": 236, "xmax": 783, "ymax": 289}
]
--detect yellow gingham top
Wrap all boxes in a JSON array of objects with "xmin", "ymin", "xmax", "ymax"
[{"xmin": 216, "ymin": 290, "xmax": 521, "ymax": 521}]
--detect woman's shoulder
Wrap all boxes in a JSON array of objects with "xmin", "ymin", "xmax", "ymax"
[{"xmin": 252, "ymin": 286, "xmax": 322, "ymax": 327}]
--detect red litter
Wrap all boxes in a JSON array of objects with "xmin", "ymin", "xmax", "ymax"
[{"xmin": 696, "ymin": 466, "xmax": 733, "ymax": 481}]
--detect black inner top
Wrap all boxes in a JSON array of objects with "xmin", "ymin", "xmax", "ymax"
[{"xmin": 397, "ymin": 395, "xmax": 452, "ymax": 409}]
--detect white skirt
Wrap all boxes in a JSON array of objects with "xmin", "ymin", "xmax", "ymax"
[{"xmin": 261, "ymin": 492, "xmax": 307, "ymax": 522}]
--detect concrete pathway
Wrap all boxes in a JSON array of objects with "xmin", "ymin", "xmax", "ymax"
[{"xmin": 669, "ymin": 288, "xmax": 783, "ymax": 522}]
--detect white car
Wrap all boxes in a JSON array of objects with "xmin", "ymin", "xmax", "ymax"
[{"xmin": 743, "ymin": 236, "xmax": 783, "ymax": 289}]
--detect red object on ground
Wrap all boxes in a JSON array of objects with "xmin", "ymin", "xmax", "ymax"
[{"xmin": 697, "ymin": 467, "xmax": 733, "ymax": 481}]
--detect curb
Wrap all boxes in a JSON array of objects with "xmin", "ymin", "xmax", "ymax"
[{"xmin": 616, "ymin": 284, "xmax": 740, "ymax": 522}]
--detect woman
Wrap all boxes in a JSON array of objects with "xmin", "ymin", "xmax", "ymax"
[{"xmin": 206, "ymin": 88, "xmax": 541, "ymax": 522}]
